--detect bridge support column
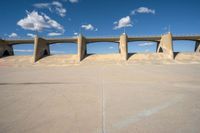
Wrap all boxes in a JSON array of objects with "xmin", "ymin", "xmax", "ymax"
[
  {"xmin": 157, "ymin": 32, "xmax": 174, "ymax": 59},
  {"xmin": 77, "ymin": 34, "xmax": 86, "ymax": 62},
  {"xmin": 0, "ymin": 40, "xmax": 14, "ymax": 57},
  {"xmin": 120, "ymin": 33, "xmax": 128, "ymax": 60},
  {"xmin": 195, "ymin": 41, "xmax": 200, "ymax": 53},
  {"xmin": 33, "ymin": 36, "xmax": 50, "ymax": 62}
]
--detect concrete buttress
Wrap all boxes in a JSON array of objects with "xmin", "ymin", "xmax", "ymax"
[
  {"xmin": 157, "ymin": 32, "xmax": 174, "ymax": 59},
  {"xmin": 0, "ymin": 40, "xmax": 13, "ymax": 57},
  {"xmin": 34, "ymin": 36, "xmax": 50, "ymax": 62},
  {"xmin": 120, "ymin": 33, "xmax": 128, "ymax": 60},
  {"xmin": 195, "ymin": 41, "xmax": 200, "ymax": 53},
  {"xmin": 77, "ymin": 34, "xmax": 86, "ymax": 61}
]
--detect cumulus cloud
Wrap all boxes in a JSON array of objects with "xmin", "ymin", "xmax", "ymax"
[
  {"xmin": 33, "ymin": 1, "xmax": 66, "ymax": 17},
  {"xmin": 17, "ymin": 11, "xmax": 64, "ymax": 33},
  {"xmin": 8, "ymin": 33, "xmax": 18, "ymax": 38},
  {"xmin": 27, "ymin": 33, "xmax": 35, "ymax": 38},
  {"xmin": 138, "ymin": 42, "xmax": 155, "ymax": 47},
  {"xmin": 81, "ymin": 24, "xmax": 96, "ymax": 31},
  {"xmin": 131, "ymin": 7, "xmax": 155, "ymax": 15},
  {"xmin": 48, "ymin": 32, "xmax": 63, "ymax": 36},
  {"xmin": 114, "ymin": 16, "xmax": 132, "ymax": 30}
]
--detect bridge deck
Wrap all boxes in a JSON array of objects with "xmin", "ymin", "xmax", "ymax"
[{"xmin": 1, "ymin": 35, "xmax": 200, "ymax": 45}]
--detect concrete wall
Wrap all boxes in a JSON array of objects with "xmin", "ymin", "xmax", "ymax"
[
  {"xmin": 33, "ymin": 37, "xmax": 50, "ymax": 62},
  {"xmin": 157, "ymin": 33, "xmax": 174, "ymax": 59},
  {"xmin": 195, "ymin": 41, "xmax": 200, "ymax": 53},
  {"xmin": 1, "ymin": 33, "xmax": 199, "ymax": 62},
  {"xmin": 0, "ymin": 40, "xmax": 13, "ymax": 57},
  {"xmin": 77, "ymin": 34, "xmax": 86, "ymax": 62},
  {"xmin": 120, "ymin": 33, "xmax": 128, "ymax": 60}
]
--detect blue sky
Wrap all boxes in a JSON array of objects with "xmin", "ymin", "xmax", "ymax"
[{"xmin": 0, "ymin": 0, "xmax": 200, "ymax": 55}]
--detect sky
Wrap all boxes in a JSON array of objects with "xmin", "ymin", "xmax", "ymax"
[{"xmin": 0, "ymin": 0, "xmax": 200, "ymax": 55}]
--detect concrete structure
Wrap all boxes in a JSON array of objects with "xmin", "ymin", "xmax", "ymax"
[
  {"xmin": 120, "ymin": 33, "xmax": 128, "ymax": 60},
  {"xmin": 0, "ymin": 33, "xmax": 200, "ymax": 62},
  {"xmin": 0, "ymin": 39, "xmax": 14, "ymax": 57},
  {"xmin": 77, "ymin": 34, "xmax": 86, "ymax": 61},
  {"xmin": 157, "ymin": 32, "xmax": 174, "ymax": 59},
  {"xmin": 34, "ymin": 36, "xmax": 50, "ymax": 62},
  {"xmin": 195, "ymin": 41, "xmax": 200, "ymax": 53}
]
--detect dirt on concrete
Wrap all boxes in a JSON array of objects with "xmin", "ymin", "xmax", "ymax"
[{"xmin": 0, "ymin": 54, "xmax": 200, "ymax": 133}]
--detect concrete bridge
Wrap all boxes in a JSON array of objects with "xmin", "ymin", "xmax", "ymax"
[{"xmin": 0, "ymin": 32, "xmax": 200, "ymax": 62}]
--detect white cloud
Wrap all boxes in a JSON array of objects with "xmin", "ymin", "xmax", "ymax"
[
  {"xmin": 33, "ymin": 3, "xmax": 50, "ymax": 9},
  {"xmin": 138, "ymin": 42, "xmax": 155, "ymax": 47},
  {"xmin": 48, "ymin": 32, "xmax": 63, "ymax": 36},
  {"xmin": 63, "ymin": 0, "xmax": 79, "ymax": 3},
  {"xmin": 17, "ymin": 11, "xmax": 64, "ymax": 33},
  {"xmin": 131, "ymin": 7, "xmax": 155, "ymax": 15},
  {"xmin": 113, "ymin": 21, "xmax": 118, "ymax": 24},
  {"xmin": 8, "ymin": 33, "xmax": 18, "ymax": 38},
  {"xmin": 69, "ymin": 0, "xmax": 79, "ymax": 3},
  {"xmin": 27, "ymin": 33, "xmax": 35, "ymax": 38},
  {"xmin": 14, "ymin": 49, "xmax": 34, "ymax": 52},
  {"xmin": 81, "ymin": 24, "xmax": 96, "ymax": 31},
  {"xmin": 52, "ymin": 1, "xmax": 62, "ymax": 7},
  {"xmin": 109, "ymin": 46, "xmax": 114, "ymax": 49},
  {"xmin": 33, "ymin": 1, "xmax": 66, "ymax": 17},
  {"xmin": 74, "ymin": 32, "xmax": 78, "ymax": 35},
  {"xmin": 51, "ymin": 50, "xmax": 66, "ymax": 54},
  {"xmin": 114, "ymin": 16, "xmax": 132, "ymax": 30}
]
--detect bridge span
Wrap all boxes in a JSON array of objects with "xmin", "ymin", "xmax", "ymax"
[{"xmin": 0, "ymin": 33, "xmax": 200, "ymax": 62}]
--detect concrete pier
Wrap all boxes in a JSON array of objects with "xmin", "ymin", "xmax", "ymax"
[
  {"xmin": 157, "ymin": 32, "xmax": 174, "ymax": 59},
  {"xmin": 77, "ymin": 34, "xmax": 86, "ymax": 62},
  {"xmin": 120, "ymin": 33, "xmax": 128, "ymax": 60},
  {"xmin": 195, "ymin": 41, "xmax": 200, "ymax": 53},
  {"xmin": 0, "ymin": 40, "xmax": 13, "ymax": 57},
  {"xmin": 34, "ymin": 36, "xmax": 50, "ymax": 62}
]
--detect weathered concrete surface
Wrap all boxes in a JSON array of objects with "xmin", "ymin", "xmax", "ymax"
[
  {"xmin": 157, "ymin": 33, "xmax": 174, "ymax": 59},
  {"xmin": 34, "ymin": 37, "xmax": 50, "ymax": 62},
  {"xmin": 0, "ymin": 64, "xmax": 200, "ymax": 133},
  {"xmin": 77, "ymin": 35, "xmax": 87, "ymax": 62},
  {"xmin": 119, "ymin": 34, "xmax": 128, "ymax": 60},
  {"xmin": 195, "ymin": 41, "xmax": 200, "ymax": 53},
  {"xmin": 0, "ymin": 41, "xmax": 13, "ymax": 57}
]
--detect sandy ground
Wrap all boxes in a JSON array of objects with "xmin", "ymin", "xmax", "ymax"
[
  {"xmin": 0, "ymin": 54, "xmax": 200, "ymax": 133},
  {"xmin": 0, "ymin": 53, "xmax": 200, "ymax": 67}
]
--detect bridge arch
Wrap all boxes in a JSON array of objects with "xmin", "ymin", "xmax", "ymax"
[
  {"xmin": 3, "ymin": 50, "xmax": 11, "ymax": 56},
  {"xmin": 86, "ymin": 42, "xmax": 119, "ymax": 55},
  {"xmin": 43, "ymin": 49, "xmax": 49, "ymax": 56},
  {"xmin": 128, "ymin": 41, "xmax": 158, "ymax": 53},
  {"xmin": 173, "ymin": 40, "xmax": 196, "ymax": 52},
  {"xmin": 12, "ymin": 44, "xmax": 34, "ymax": 55},
  {"xmin": 49, "ymin": 43, "xmax": 77, "ymax": 55}
]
